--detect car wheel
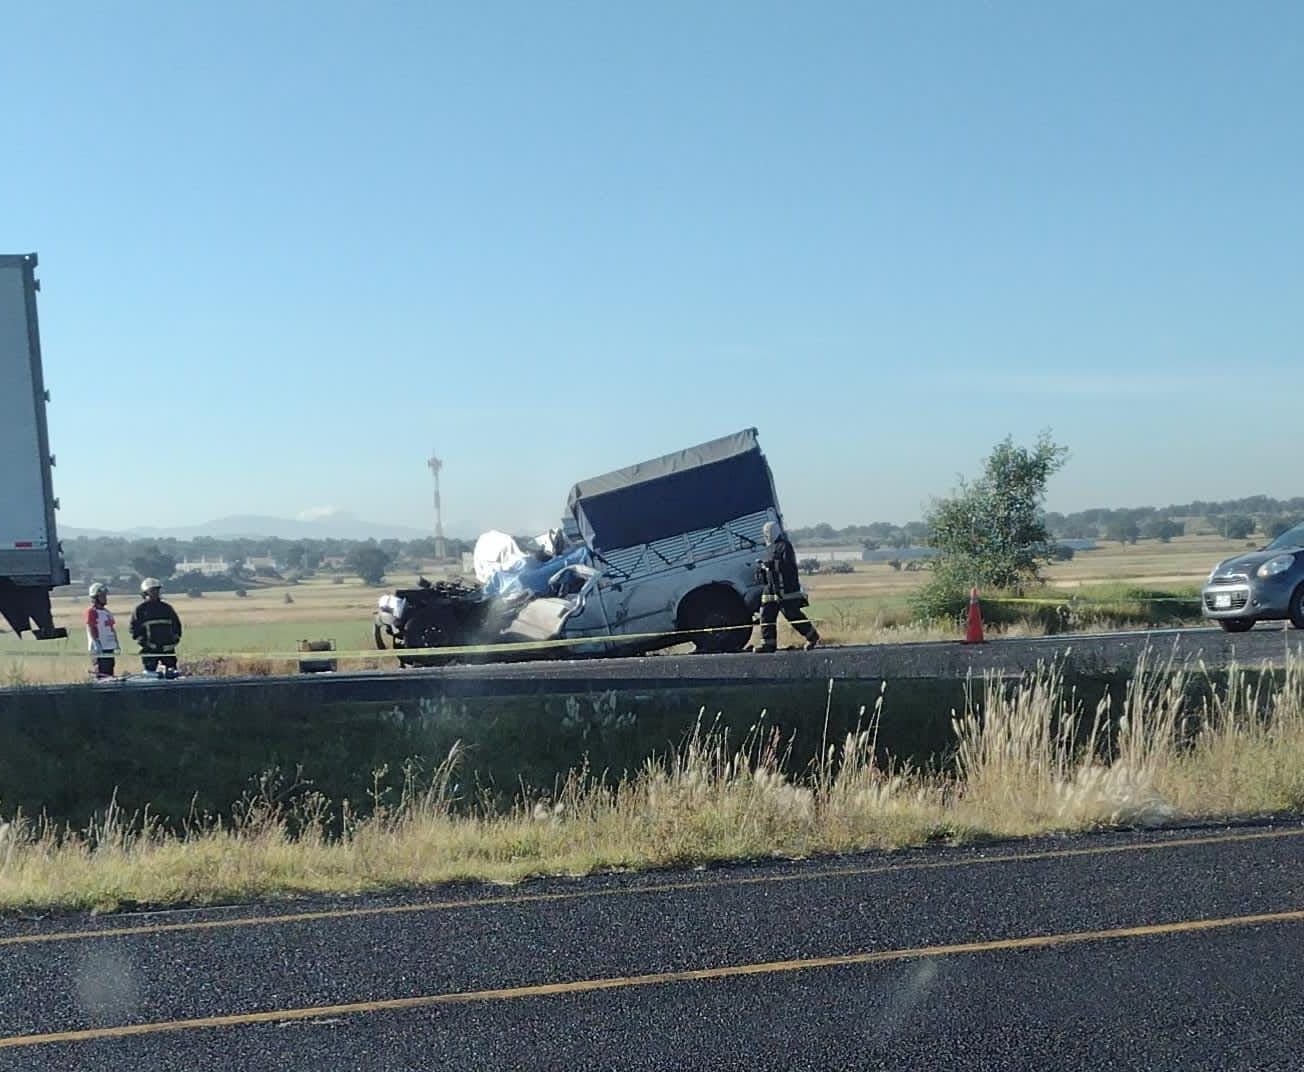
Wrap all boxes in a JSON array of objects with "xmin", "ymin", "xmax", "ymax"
[
  {"xmin": 1218, "ymin": 618, "xmax": 1255, "ymax": 633},
  {"xmin": 1290, "ymin": 584, "xmax": 1304, "ymax": 629},
  {"xmin": 680, "ymin": 588, "xmax": 751, "ymax": 654}
]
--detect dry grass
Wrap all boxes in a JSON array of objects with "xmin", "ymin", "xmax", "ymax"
[{"xmin": 2, "ymin": 655, "xmax": 1304, "ymax": 913}]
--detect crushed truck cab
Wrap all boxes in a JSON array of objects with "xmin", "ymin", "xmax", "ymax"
[{"xmin": 375, "ymin": 429, "xmax": 797, "ymax": 662}]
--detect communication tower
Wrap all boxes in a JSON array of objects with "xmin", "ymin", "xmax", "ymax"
[{"xmin": 427, "ymin": 451, "xmax": 447, "ymax": 560}]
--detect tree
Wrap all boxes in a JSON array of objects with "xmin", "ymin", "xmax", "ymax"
[
  {"xmin": 1222, "ymin": 514, "xmax": 1255, "ymax": 540},
  {"xmin": 1268, "ymin": 517, "xmax": 1301, "ymax": 539},
  {"xmin": 347, "ymin": 544, "xmax": 392, "ymax": 586},
  {"xmin": 129, "ymin": 544, "xmax": 176, "ymax": 581},
  {"xmin": 911, "ymin": 432, "xmax": 1068, "ymax": 619},
  {"xmin": 1059, "ymin": 519, "xmax": 1096, "ymax": 539},
  {"xmin": 1105, "ymin": 517, "xmax": 1140, "ymax": 544},
  {"xmin": 1140, "ymin": 518, "xmax": 1183, "ymax": 543}
]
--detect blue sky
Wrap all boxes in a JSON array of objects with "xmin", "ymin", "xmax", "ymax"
[{"xmin": 6, "ymin": 2, "xmax": 1301, "ymax": 536}]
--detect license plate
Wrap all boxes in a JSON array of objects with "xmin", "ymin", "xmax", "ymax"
[{"xmin": 1214, "ymin": 592, "xmax": 1232, "ymax": 609}]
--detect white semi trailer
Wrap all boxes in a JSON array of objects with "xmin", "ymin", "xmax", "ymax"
[{"xmin": 0, "ymin": 253, "xmax": 69, "ymax": 639}]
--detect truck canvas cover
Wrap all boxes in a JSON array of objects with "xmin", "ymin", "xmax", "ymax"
[{"xmin": 565, "ymin": 429, "xmax": 779, "ymax": 551}]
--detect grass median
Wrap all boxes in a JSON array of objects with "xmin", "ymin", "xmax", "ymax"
[{"xmin": 2, "ymin": 654, "xmax": 1303, "ymax": 914}]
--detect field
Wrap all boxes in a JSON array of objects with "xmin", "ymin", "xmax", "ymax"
[
  {"xmin": 1, "ymin": 576, "xmax": 385, "ymax": 684},
  {"xmin": 0, "ymin": 534, "xmax": 1253, "ymax": 685},
  {"xmin": 801, "ymin": 532, "xmax": 1236, "ymax": 642}
]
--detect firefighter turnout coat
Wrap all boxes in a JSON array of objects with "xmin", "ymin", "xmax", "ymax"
[{"xmin": 129, "ymin": 599, "xmax": 183, "ymax": 655}]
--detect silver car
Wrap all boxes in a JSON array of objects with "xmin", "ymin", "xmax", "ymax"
[{"xmin": 1201, "ymin": 522, "xmax": 1304, "ymax": 632}]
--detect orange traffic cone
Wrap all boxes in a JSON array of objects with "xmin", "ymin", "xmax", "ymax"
[{"xmin": 963, "ymin": 586, "xmax": 985, "ymax": 644}]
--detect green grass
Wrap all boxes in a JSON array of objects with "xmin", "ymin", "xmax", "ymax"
[
  {"xmin": 0, "ymin": 617, "xmax": 371, "ymax": 658},
  {"xmin": 808, "ymin": 581, "xmax": 1204, "ymax": 644},
  {"xmin": 0, "ymin": 618, "xmax": 379, "ymax": 683},
  {"xmin": 170, "ymin": 619, "xmax": 375, "ymax": 657}
]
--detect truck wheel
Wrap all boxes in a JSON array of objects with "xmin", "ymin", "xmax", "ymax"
[
  {"xmin": 1218, "ymin": 618, "xmax": 1254, "ymax": 633},
  {"xmin": 680, "ymin": 588, "xmax": 751, "ymax": 654},
  {"xmin": 402, "ymin": 606, "xmax": 458, "ymax": 666},
  {"xmin": 1290, "ymin": 584, "xmax": 1304, "ymax": 629}
]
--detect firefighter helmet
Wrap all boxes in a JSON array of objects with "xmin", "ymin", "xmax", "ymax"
[
  {"xmin": 140, "ymin": 578, "xmax": 162, "ymax": 594},
  {"xmin": 88, "ymin": 582, "xmax": 108, "ymax": 599}
]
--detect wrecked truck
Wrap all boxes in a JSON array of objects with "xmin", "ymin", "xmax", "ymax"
[{"xmin": 374, "ymin": 429, "xmax": 801, "ymax": 663}]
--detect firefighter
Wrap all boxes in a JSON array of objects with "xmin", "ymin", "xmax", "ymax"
[
  {"xmin": 130, "ymin": 578, "xmax": 183, "ymax": 677},
  {"xmin": 85, "ymin": 582, "xmax": 120, "ymax": 679},
  {"xmin": 754, "ymin": 521, "xmax": 820, "ymax": 653}
]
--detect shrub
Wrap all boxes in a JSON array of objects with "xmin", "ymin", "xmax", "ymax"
[
  {"xmin": 172, "ymin": 570, "xmax": 242, "ymax": 594},
  {"xmin": 823, "ymin": 561, "xmax": 855, "ymax": 574},
  {"xmin": 1223, "ymin": 515, "xmax": 1255, "ymax": 540},
  {"xmin": 798, "ymin": 558, "xmax": 822, "ymax": 574},
  {"xmin": 911, "ymin": 432, "xmax": 1068, "ymax": 621}
]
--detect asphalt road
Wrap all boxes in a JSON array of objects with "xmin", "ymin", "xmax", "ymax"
[{"xmin": 2, "ymin": 822, "xmax": 1303, "ymax": 1070}]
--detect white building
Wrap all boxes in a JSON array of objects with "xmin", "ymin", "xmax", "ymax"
[
  {"xmin": 175, "ymin": 557, "xmax": 230, "ymax": 576},
  {"xmin": 791, "ymin": 544, "xmax": 865, "ymax": 563}
]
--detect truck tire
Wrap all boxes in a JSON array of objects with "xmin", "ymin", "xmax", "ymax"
[
  {"xmin": 401, "ymin": 606, "xmax": 458, "ymax": 666},
  {"xmin": 679, "ymin": 587, "xmax": 751, "ymax": 654}
]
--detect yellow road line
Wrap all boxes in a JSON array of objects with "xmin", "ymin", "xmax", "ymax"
[
  {"xmin": 3, "ymin": 906, "xmax": 1302, "ymax": 1050},
  {"xmin": 2, "ymin": 826, "xmax": 1301, "ymax": 949}
]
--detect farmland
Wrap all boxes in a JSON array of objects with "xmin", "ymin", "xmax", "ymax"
[{"xmin": 0, "ymin": 534, "xmax": 1255, "ymax": 685}]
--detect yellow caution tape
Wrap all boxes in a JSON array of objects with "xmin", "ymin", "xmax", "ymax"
[
  {"xmin": 983, "ymin": 595, "xmax": 1200, "ymax": 606},
  {"xmin": 0, "ymin": 593, "xmax": 1202, "ymax": 666}
]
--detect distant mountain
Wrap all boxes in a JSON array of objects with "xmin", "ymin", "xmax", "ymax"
[
  {"xmin": 61, "ymin": 512, "xmax": 483, "ymax": 542},
  {"xmin": 57, "ymin": 525, "xmax": 123, "ymax": 539}
]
